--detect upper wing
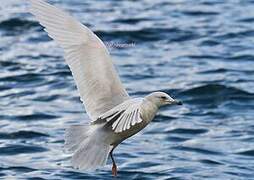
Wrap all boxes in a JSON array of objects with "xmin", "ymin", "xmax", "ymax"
[
  {"xmin": 96, "ymin": 99, "xmax": 143, "ymax": 133},
  {"xmin": 29, "ymin": 0, "xmax": 129, "ymax": 120}
]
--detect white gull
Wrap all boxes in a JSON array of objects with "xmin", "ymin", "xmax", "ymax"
[{"xmin": 29, "ymin": 0, "xmax": 182, "ymax": 176}]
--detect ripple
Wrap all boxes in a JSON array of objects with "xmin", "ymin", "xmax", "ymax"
[
  {"xmin": 200, "ymin": 39, "xmax": 221, "ymax": 46},
  {"xmin": 166, "ymin": 128, "xmax": 208, "ymax": 135},
  {"xmin": 0, "ymin": 131, "xmax": 49, "ymax": 139},
  {"xmin": 0, "ymin": 86, "xmax": 11, "ymax": 91},
  {"xmin": 0, "ymin": 18, "xmax": 38, "ymax": 30},
  {"xmin": 226, "ymin": 54, "xmax": 254, "ymax": 61},
  {"xmin": 198, "ymin": 159, "xmax": 223, "ymax": 165},
  {"xmin": 186, "ymin": 84, "xmax": 251, "ymax": 95},
  {"xmin": 236, "ymin": 149, "xmax": 254, "ymax": 156},
  {"xmin": 95, "ymin": 27, "xmax": 199, "ymax": 42},
  {"xmin": 0, "ymin": 166, "xmax": 36, "ymax": 173},
  {"xmin": 0, "ymin": 73, "xmax": 45, "ymax": 83},
  {"xmin": 185, "ymin": 55, "xmax": 221, "ymax": 60},
  {"xmin": 199, "ymin": 68, "xmax": 228, "ymax": 74},
  {"xmin": 112, "ymin": 18, "xmax": 149, "ymax": 25},
  {"xmin": 215, "ymin": 30, "xmax": 254, "ymax": 40},
  {"xmin": 180, "ymin": 84, "xmax": 254, "ymax": 103},
  {"xmin": 27, "ymin": 177, "xmax": 47, "ymax": 180},
  {"xmin": 32, "ymin": 94, "xmax": 61, "ymax": 102},
  {"xmin": 14, "ymin": 113, "xmax": 59, "ymax": 121},
  {"xmin": 238, "ymin": 17, "xmax": 254, "ymax": 23},
  {"xmin": 0, "ymin": 61, "xmax": 21, "ymax": 68},
  {"xmin": 0, "ymin": 144, "xmax": 48, "ymax": 155},
  {"xmin": 1, "ymin": 90, "xmax": 36, "ymax": 99},
  {"xmin": 122, "ymin": 73, "xmax": 154, "ymax": 80},
  {"xmin": 172, "ymin": 146, "xmax": 222, "ymax": 155},
  {"xmin": 56, "ymin": 170, "xmax": 93, "ymax": 179},
  {"xmin": 198, "ymin": 68, "xmax": 254, "ymax": 75},
  {"xmin": 154, "ymin": 114, "xmax": 177, "ymax": 122},
  {"xmin": 181, "ymin": 10, "xmax": 219, "ymax": 16},
  {"xmin": 0, "ymin": 18, "xmax": 40, "ymax": 36},
  {"xmin": 166, "ymin": 136, "xmax": 190, "ymax": 142}
]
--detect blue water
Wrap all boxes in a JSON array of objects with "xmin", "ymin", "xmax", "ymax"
[{"xmin": 1, "ymin": 0, "xmax": 254, "ymax": 179}]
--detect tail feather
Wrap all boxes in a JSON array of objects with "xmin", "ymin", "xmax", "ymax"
[
  {"xmin": 65, "ymin": 124, "xmax": 112, "ymax": 170},
  {"xmin": 73, "ymin": 142, "xmax": 111, "ymax": 170},
  {"xmin": 65, "ymin": 124, "xmax": 91, "ymax": 152}
]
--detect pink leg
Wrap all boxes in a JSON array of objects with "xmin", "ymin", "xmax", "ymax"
[{"xmin": 110, "ymin": 150, "xmax": 117, "ymax": 176}]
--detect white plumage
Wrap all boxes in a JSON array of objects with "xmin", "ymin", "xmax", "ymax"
[
  {"xmin": 29, "ymin": 0, "xmax": 129, "ymax": 121},
  {"xmin": 96, "ymin": 98, "xmax": 143, "ymax": 132},
  {"xmin": 29, "ymin": 0, "xmax": 182, "ymax": 175}
]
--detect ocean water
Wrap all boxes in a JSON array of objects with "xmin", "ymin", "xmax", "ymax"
[{"xmin": 0, "ymin": 0, "xmax": 254, "ymax": 179}]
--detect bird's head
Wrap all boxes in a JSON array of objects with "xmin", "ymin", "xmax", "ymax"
[{"xmin": 145, "ymin": 92, "xmax": 182, "ymax": 107}]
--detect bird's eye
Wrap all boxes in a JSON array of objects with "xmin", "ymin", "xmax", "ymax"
[{"xmin": 161, "ymin": 96, "xmax": 167, "ymax": 100}]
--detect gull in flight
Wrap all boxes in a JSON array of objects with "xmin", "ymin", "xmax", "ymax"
[{"xmin": 29, "ymin": 0, "xmax": 182, "ymax": 176}]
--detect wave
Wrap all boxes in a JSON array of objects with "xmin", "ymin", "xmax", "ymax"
[
  {"xmin": 166, "ymin": 128, "xmax": 208, "ymax": 135},
  {"xmin": 199, "ymin": 68, "xmax": 254, "ymax": 75},
  {"xmin": 0, "ymin": 73, "xmax": 44, "ymax": 83},
  {"xmin": 166, "ymin": 136, "xmax": 190, "ymax": 142},
  {"xmin": 181, "ymin": 10, "xmax": 219, "ymax": 16},
  {"xmin": 0, "ymin": 131, "xmax": 49, "ymax": 139},
  {"xmin": 226, "ymin": 54, "xmax": 254, "ymax": 61},
  {"xmin": 0, "ymin": 19, "xmax": 200, "ymax": 43},
  {"xmin": 215, "ymin": 30, "xmax": 254, "ymax": 40},
  {"xmin": 172, "ymin": 145, "xmax": 222, "ymax": 155},
  {"xmin": 112, "ymin": 17, "xmax": 149, "ymax": 25},
  {"xmin": 236, "ymin": 149, "xmax": 254, "ymax": 156},
  {"xmin": 200, "ymin": 39, "xmax": 221, "ymax": 46},
  {"xmin": 0, "ymin": 18, "xmax": 39, "ymax": 31},
  {"xmin": 198, "ymin": 159, "xmax": 223, "ymax": 165},
  {"xmin": 179, "ymin": 84, "xmax": 254, "ymax": 106},
  {"xmin": 95, "ymin": 27, "xmax": 199, "ymax": 42},
  {"xmin": 184, "ymin": 55, "xmax": 221, "ymax": 60},
  {"xmin": 181, "ymin": 84, "xmax": 253, "ymax": 96},
  {"xmin": 14, "ymin": 113, "xmax": 59, "ymax": 121},
  {"xmin": 0, "ymin": 166, "xmax": 36, "ymax": 173},
  {"xmin": 238, "ymin": 17, "xmax": 254, "ymax": 23},
  {"xmin": 0, "ymin": 144, "xmax": 48, "ymax": 155}
]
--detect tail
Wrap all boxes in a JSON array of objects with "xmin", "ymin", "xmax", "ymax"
[{"xmin": 65, "ymin": 124, "xmax": 112, "ymax": 170}]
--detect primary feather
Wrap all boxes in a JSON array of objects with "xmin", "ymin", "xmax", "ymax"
[{"xmin": 29, "ymin": 0, "xmax": 129, "ymax": 121}]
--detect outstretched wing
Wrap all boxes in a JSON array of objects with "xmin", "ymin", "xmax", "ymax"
[
  {"xmin": 96, "ymin": 99, "xmax": 143, "ymax": 133},
  {"xmin": 29, "ymin": 0, "xmax": 129, "ymax": 120}
]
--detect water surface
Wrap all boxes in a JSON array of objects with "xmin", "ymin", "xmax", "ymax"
[{"xmin": 0, "ymin": 0, "xmax": 254, "ymax": 179}]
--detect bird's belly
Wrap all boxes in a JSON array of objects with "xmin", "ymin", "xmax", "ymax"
[{"xmin": 106, "ymin": 120, "xmax": 149, "ymax": 146}]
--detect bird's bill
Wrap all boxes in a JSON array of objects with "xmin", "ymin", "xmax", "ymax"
[
  {"xmin": 175, "ymin": 100, "xmax": 183, "ymax": 105},
  {"xmin": 165, "ymin": 99, "xmax": 183, "ymax": 105}
]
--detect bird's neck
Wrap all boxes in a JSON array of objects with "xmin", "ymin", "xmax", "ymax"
[{"xmin": 140, "ymin": 99, "xmax": 158, "ymax": 123}]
